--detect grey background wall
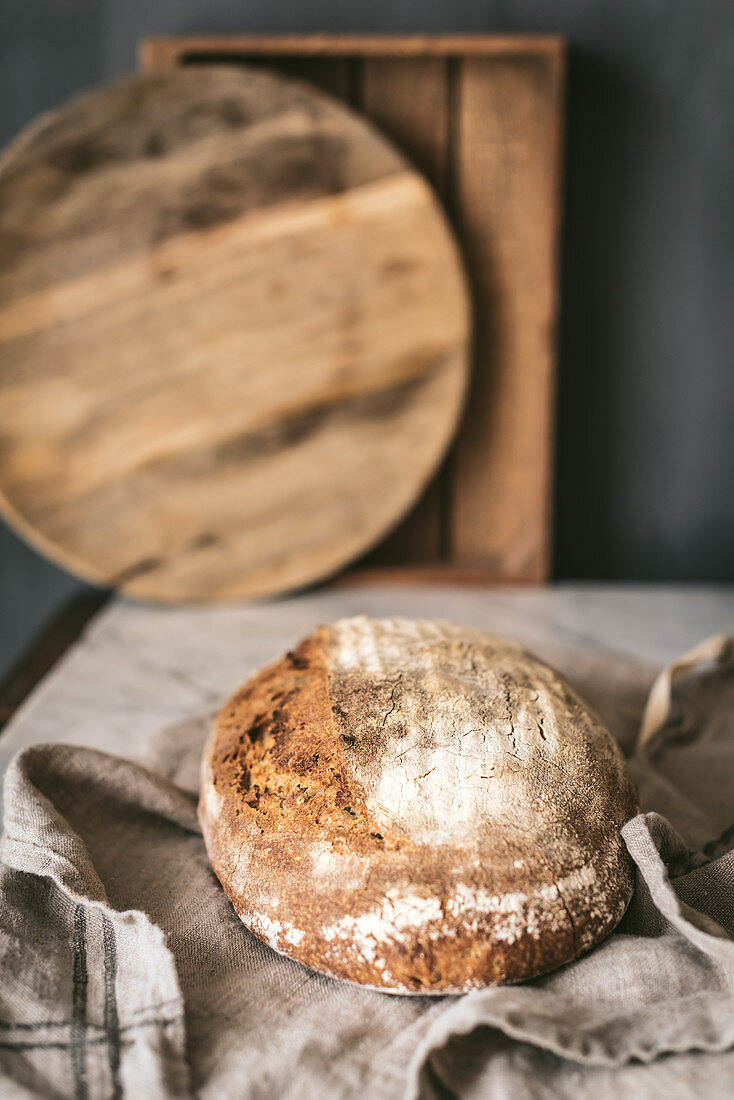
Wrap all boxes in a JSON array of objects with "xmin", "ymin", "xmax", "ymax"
[{"xmin": 1, "ymin": 0, "xmax": 733, "ymax": 679}]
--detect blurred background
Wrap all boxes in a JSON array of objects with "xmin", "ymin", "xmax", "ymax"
[{"xmin": 1, "ymin": 0, "xmax": 733, "ymax": 680}]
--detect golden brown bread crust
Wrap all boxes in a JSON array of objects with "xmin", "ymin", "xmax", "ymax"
[{"xmin": 199, "ymin": 617, "xmax": 638, "ymax": 994}]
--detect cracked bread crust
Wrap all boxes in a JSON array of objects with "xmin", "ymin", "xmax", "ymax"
[{"xmin": 199, "ymin": 617, "xmax": 638, "ymax": 994}]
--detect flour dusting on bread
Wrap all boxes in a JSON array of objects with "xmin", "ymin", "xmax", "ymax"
[{"xmin": 328, "ymin": 617, "xmax": 612, "ymax": 846}]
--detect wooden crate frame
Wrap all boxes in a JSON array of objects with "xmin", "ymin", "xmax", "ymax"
[{"xmin": 141, "ymin": 35, "xmax": 565, "ymax": 584}]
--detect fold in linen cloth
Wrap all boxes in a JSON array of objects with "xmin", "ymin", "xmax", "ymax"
[{"xmin": 0, "ymin": 637, "xmax": 733, "ymax": 1099}]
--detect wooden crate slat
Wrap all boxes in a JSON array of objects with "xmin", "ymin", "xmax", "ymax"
[
  {"xmin": 140, "ymin": 35, "xmax": 565, "ymax": 65},
  {"xmin": 359, "ymin": 57, "xmax": 451, "ymax": 564},
  {"xmin": 451, "ymin": 53, "xmax": 564, "ymax": 581}
]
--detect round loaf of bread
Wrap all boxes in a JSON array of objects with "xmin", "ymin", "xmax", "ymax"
[{"xmin": 200, "ymin": 617, "xmax": 638, "ymax": 993}]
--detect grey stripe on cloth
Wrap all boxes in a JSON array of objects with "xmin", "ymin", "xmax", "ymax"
[
  {"xmin": 101, "ymin": 914, "xmax": 122, "ymax": 1100},
  {"xmin": 0, "ymin": 641, "xmax": 733, "ymax": 1098},
  {"xmin": 71, "ymin": 905, "xmax": 88, "ymax": 1100}
]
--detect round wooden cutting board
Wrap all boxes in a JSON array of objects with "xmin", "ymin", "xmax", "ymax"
[{"xmin": 0, "ymin": 67, "xmax": 469, "ymax": 601}]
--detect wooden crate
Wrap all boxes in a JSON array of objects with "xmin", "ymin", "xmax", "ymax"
[{"xmin": 141, "ymin": 35, "xmax": 565, "ymax": 584}]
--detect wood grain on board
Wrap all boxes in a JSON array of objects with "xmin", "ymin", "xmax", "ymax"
[
  {"xmin": 0, "ymin": 66, "xmax": 469, "ymax": 602},
  {"xmin": 452, "ymin": 55, "xmax": 563, "ymax": 580},
  {"xmin": 361, "ymin": 57, "xmax": 450, "ymax": 563},
  {"xmin": 139, "ymin": 36, "xmax": 564, "ymax": 64},
  {"xmin": 142, "ymin": 36, "xmax": 565, "ymax": 582}
]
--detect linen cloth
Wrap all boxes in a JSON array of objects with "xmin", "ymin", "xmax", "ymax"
[{"xmin": 0, "ymin": 635, "xmax": 733, "ymax": 1099}]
